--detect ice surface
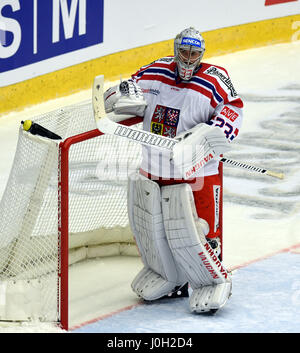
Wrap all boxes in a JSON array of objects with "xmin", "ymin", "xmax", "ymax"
[{"xmin": 73, "ymin": 252, "xmax": 300, "ymax": 333}]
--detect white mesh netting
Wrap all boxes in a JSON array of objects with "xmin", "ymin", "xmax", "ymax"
[{"xmin": 0, "ymin": 101, "xmax": 142, "ymax": 322}]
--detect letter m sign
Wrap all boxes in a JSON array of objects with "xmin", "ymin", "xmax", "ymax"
[{"xmin": 0, "ymin": 0, "xmax": 104, "ymax": 73}]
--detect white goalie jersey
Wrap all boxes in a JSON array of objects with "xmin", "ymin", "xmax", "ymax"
[{"xmin": 132, "ymin": 57, "xmax": 243, "ymax": 178}]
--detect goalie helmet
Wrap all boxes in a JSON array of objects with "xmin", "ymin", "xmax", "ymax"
[{"xmin": 174, "ymin": 27, "xmax": 205, "ymax": 80}]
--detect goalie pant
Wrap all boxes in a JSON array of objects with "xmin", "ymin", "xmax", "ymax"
[{"xmin": 140, "ymin": 168, "xmax": 222, "ymax": 241}]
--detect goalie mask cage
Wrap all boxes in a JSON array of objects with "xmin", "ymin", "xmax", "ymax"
[{"xmin": 0, "ymin": 101, "xmax": 142, "ymax": 331}]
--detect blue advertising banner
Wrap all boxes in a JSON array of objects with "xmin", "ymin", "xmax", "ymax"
[{"xmin": 0, "ymin": 0, "xmax": 104, "ymax": 74}]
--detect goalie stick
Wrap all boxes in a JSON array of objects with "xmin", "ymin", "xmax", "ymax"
[{"xmin": 93, "ymin": 75, "xmax": 284, "ymax": 180}]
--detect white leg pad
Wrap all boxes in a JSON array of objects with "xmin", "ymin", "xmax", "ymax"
[
  {"xmin": 131, "ymin": 267, "xmax": 177, "ymax": 301},
  {"xmin": 128, "ymin": 172, "xmax": 186, "ymax": 300},
  {"xmin": 161, "ymin": 183, "xmax": 232, "ymax": 312},
  {"xmin": 189, "ymin": 282, "xmax": 232, "ymax": 313}
]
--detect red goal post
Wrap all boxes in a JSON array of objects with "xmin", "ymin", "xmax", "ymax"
[
  {"xmin": 0, "ymin": 100, "xmax": 143, "ymax": 330},
  {"xmin": 58, "ymin": 116, "xmax": 143, "ymax": 330}
]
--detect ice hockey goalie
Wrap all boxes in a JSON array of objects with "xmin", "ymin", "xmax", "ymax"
[{"xmin": 103, "ymin": 26, "xmax": 243, "ymax": 313}]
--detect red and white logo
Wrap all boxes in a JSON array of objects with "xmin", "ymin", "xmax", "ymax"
[
  {"xmin": 220, "ymin": 106, "xmax": 238, "ymax": 122},
  {"xmin": 198, "ymin": 242, "xmax": 228, "ymax": 280}
]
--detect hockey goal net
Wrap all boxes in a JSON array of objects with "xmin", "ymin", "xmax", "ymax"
[{"xmin": 0, "ymin": 101, "xmax": 142, "ymax": 330}]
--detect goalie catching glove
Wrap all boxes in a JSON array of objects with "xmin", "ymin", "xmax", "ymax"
[
  {"xmin": 104, "ymin": 79, "xmax": 147, "ymax": 117},
  {"xmin": 171, "ymin": 123, "xmax": 231, "ymax": 179}
]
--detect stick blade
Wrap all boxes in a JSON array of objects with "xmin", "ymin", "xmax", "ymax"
[{"xmin": 92, "ymin": 75, "xmax": 105, "ymax": 123}]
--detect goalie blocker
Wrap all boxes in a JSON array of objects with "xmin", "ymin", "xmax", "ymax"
[{"xmin": 129, "ymin": 172, "xmax": 231, "ymax": 313}]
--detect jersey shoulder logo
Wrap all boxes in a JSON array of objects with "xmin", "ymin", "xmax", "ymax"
[
  {"xmin": 204, "ymin": 66, "xmax": 237, "ymax": 97},
  {"xmin": 156, "ymin": 57, "xmax": 174, "ymax": 63},
  {"xmin": 148, "ymin": 57, "xmax": 174, "ymax": 66}
]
